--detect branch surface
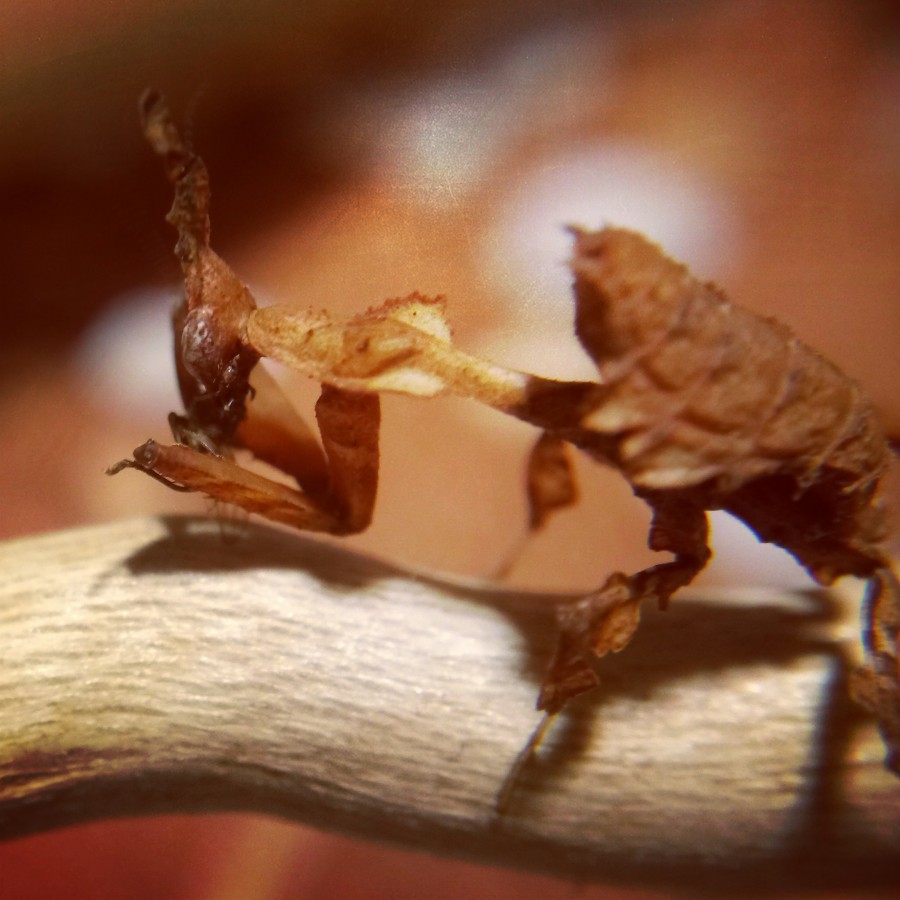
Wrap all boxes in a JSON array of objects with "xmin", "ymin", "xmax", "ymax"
[{"xmin": 0, "ymin": 516, "xmax": 897, "ymax": 890}]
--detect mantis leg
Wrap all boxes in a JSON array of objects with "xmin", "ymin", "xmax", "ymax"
[
  {"xmin": 109, "ymin": 380, "xmax": 380, "ymax": 537},
  {"xmin": 538, "ymin": 496, "xmax": 711, "ymax": 713}
]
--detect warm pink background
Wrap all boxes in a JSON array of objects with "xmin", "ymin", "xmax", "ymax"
[{"xmin": 0, "ymin": 1, "xmax": 897, "ymax": 897}]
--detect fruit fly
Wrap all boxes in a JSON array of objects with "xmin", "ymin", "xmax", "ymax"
[{"xmin": 111, "ymin": 91, "xmax": 899, "ymax": 782}]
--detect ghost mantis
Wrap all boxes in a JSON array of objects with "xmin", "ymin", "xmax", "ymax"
[{"xmin": 111, "ymin": 91, "xmax": 900, "ymax": 788}]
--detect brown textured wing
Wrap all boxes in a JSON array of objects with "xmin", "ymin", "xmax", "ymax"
[
  {"xmin": 569, "ymin": 227, "xmax": 890, "ymax": 498},
  {"xmin": 568, "ymin": 227, "xmax": 891, "ymax": 583}
]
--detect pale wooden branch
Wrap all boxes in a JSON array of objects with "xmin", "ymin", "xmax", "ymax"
[{"xmin": 0, "ymin": 516, "xmax": 897, "ymax": 890}]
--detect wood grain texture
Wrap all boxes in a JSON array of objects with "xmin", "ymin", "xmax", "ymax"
[{"xmin": 0, "ymin": 516, "xmax": 897, "ymax": 890}]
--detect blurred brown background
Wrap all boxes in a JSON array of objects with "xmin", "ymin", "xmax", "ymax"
[{"xmin": 1, "ymin": 0, "xmax": 898, "ymax": 897}]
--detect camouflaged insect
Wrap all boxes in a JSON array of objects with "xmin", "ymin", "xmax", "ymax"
[{"xmin": 111, "ymin": 91, "xmax": 899, "ymax": 777}]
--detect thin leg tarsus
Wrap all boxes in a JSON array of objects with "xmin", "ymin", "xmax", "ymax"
[{"xmin": 495, "ymin": 712, "xmax": 556, "ymax": 814}]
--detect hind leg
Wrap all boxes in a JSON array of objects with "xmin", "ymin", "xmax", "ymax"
[
  {"xmin": 539, "ymin": 494, "xmax": 711, "ymax": 713},
  {"xmin": 852, "ymin": 568, "xmax": 900, "ymax": 773}
]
